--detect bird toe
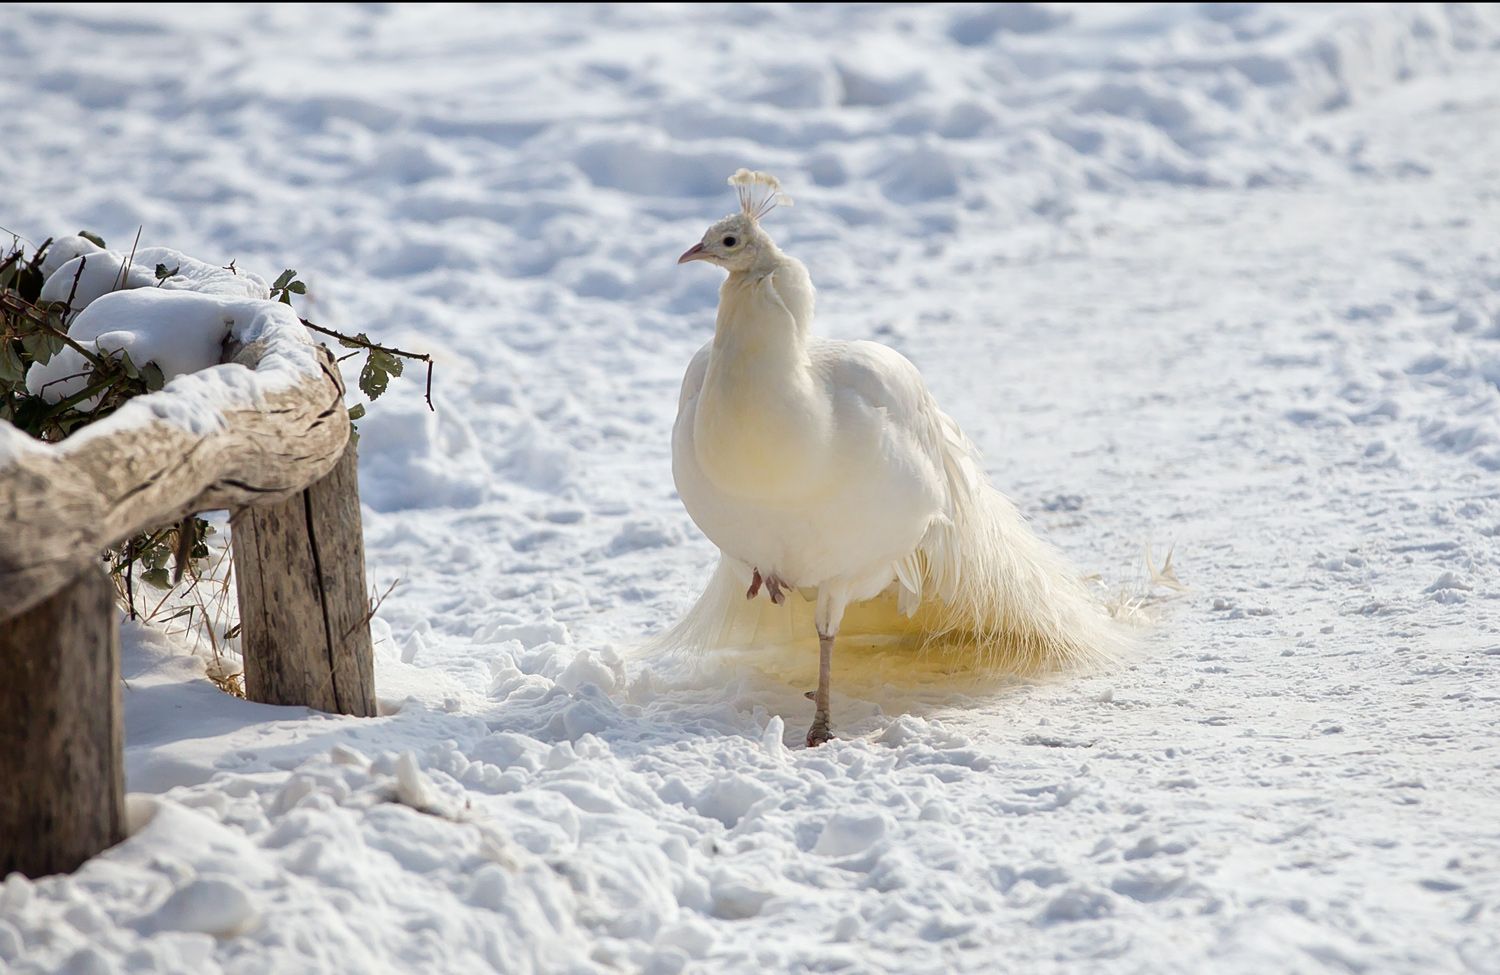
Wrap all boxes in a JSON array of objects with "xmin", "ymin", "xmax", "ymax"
[{"xmin": 805, "ymin": 713, "xmax": 833, "ymax": 748}]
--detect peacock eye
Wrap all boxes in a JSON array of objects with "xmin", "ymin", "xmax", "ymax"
[{"xmin": 722, "ymin": 235, "xmax": 738, "ymax": 247}]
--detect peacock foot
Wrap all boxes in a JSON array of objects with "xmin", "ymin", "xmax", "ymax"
[
  {"xmin": 747, "ymin": 569, "xmax": 790, "ymax": 605},
  {"xmin": 805, "ymin": 710, "xmax": 833, "ymax": 748}
]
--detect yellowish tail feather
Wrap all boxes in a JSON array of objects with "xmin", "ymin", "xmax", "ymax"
[{"xmin": 645, "ymin": 482, "xmax": 1130, "ymax": 682}]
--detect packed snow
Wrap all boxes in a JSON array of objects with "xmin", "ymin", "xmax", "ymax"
[{"xmin": 2, "ymin": 4, "xmax": 1499, "ymax": 974}]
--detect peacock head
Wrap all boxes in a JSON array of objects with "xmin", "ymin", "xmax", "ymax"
[{"xmin": 678, "ymin": 169, "xmax": 793, "ymax": 273}]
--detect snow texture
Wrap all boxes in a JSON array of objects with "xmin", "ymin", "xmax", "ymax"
[{"xmin": 2, "ymin": 4, "xmax": 1500, "ymax": 974}]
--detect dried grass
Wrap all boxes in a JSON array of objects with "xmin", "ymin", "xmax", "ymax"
[{"xmin": 112, "ymin": 521, "xmax": 244, "ymax": 697}]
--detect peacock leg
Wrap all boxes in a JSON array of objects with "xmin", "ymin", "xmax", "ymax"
[{"xmin": 806, "ymin": 631, "xmax": 834, "ymax": 747}]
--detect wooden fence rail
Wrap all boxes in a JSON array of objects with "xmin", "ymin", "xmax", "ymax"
[{"xmin": 0, "ymin": 333, "xmax": 375, "ymax": 878}]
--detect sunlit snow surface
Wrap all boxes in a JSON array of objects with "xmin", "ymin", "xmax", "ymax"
[{"xmin": 2, "ymin": 4, "xmax": 1500, "ymax": 973}]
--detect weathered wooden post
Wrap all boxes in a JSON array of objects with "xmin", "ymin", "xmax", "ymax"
[
  {"xmin": 0, "ymin": 566, "xmax": 124, "ymax": 878},
  {"xmin": 231, "ymin": 442, "xmax": 376, "ymax": 715},
  {"xmin": 0, "ymin": 321, "xmax": 364, "ymax": 875}
]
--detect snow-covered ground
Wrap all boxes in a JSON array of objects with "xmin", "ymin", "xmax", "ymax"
[{"xmin": 4, "ymin": 4, "xmax": 1500, "ymax": 973}]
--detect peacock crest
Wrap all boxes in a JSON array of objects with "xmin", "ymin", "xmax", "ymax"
[{"xmin": 730, "ymin": 168, "xmax": 793, "ymax": 222}]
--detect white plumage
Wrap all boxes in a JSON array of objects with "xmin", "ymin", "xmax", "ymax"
[{"xmin": 661, "ymin": 170, "xmax": 1124, "ymax": 746}]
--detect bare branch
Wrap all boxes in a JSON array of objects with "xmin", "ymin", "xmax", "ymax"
[{"xmin": 299, "ymin": 317, "xmax": 436, "ymax": 411}]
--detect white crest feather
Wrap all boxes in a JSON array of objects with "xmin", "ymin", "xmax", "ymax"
[{"xmin": 729, "ymin": 168, "xmax": 792, "ymax": 222}]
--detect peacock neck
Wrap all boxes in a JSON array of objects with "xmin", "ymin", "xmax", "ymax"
[
  {"xmin": 693, "ymin": 260, "xmax": 832, "ymax": 502},
  {"xmin": 712, "ymin": 264, "xmax": 812, "ymax": 364}
]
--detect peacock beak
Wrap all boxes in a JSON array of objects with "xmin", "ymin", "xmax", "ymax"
[{"xmin": 677, "ymin": 242, "xmax": 707, "ymax": 264}]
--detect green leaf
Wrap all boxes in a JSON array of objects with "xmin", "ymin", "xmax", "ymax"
[
  {"xmin": 78, "ymin": 231, "xmax": 106, "ymax": 248},
  {"xmin": 144, "ymin": 538, "xmax": 170, "ymax": 570},
  {"xmin": 142, "ymin": 566, "xmax": 171, "ymax": 590},
  {"xmin": 21, "ymin": 331, "xmax": 52, "ymax": 366},
  {"xmin": 272, "ymin": 269, "xmax": 297, "ymax": 291},
  {"xmin": 118, "ymin": 349, "xmax": 139, "ymax": 380},
  {"xmin": 347, "ymin": 402, "xmax": 366, "ymax": 421},
  {"xmin": 359, "ymin": 350, "xmax": 403, "ymax": 399},
  {"xmin": 0, "ymin": 343, "xmax": 25, "ymax": 384},
  {"xmin": 142, "ymin": 362, "xmax": 165, "ymax": 391},
  {"xmin": 359, "ymin": 356, "xmax": 391, "ymax": 400},
  {"xmin": 338, "ymin": 332, "xmax": 371, "ymax": 350},
  {"xmin": 288, "ymin": 281, "xmax": 306, "ymax": 294},
  {"xmin": 19, "ymin": 331, "xmax": 42, "ymax": 354},
  {"xmin": 372, "ymin": 349, "xmax": 403, "ymax": 378},
  {"xmin": 154, "ymin": 263, "xmax": 180, "ymax": 281},
  {"xmin": 278, "ymin": 292, "xmax": 292, "ymax": 305}
]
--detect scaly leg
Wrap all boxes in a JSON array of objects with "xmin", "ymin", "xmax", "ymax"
[
  {"xmin": 806, "ymin": 630, "xmax": 834, "ymax": 747},
  {"xmin": 746, "ymin": 570, "xmax": 762, "ymax": 600}
]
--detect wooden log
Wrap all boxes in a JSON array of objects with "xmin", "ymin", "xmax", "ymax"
[
  {"xmin": 0, "ymin": 341, "xmax": 349, "ymax": 622},
  {"xmin": 0, "ymin": 565, "xmax": 123, "ymax": 878},
  {"xmin": 232, "ymin": 441, "xmax": 376, "ymax": 716}
]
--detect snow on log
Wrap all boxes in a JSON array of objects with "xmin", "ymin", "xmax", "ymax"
[{"xmin": 0, "ymin": 266, "xmax": 349, "ymax": 621}]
